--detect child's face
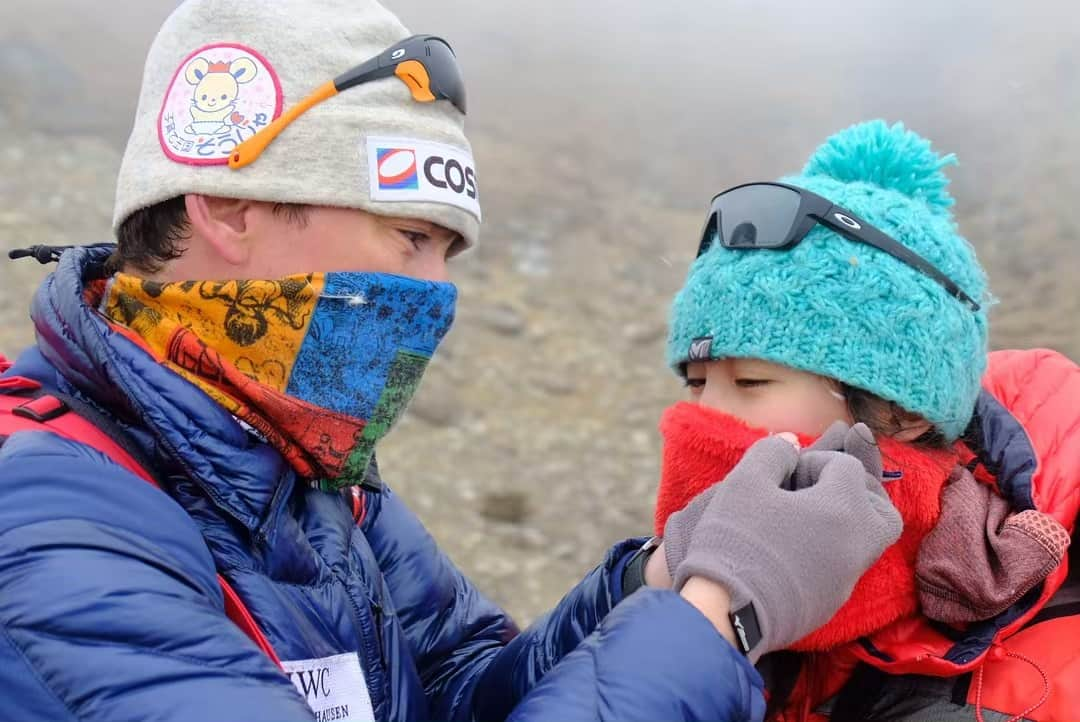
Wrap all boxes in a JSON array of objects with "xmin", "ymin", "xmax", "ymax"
[{"xmin": 684, "ymin": 358, "xmax": 852, "ymax": 436}]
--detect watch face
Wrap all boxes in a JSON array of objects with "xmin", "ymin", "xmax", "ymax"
[{"xmin": 730, "ymin": 603, "xmax": 763, "ymax": 655}]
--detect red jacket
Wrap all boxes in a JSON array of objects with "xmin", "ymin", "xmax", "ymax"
[{"xmin": 775, "ymin": 349, "xmax": 1080, "ymax": 722}]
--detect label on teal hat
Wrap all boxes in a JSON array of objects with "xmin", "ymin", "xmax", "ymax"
[{"xmin": 688, "ymin": 336, "xmax": 713, "ymax": 361}]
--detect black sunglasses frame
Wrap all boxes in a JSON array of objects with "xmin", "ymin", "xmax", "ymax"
[
  {"xmin": 335, "ymin": 34, "xmax": 466, "ymax": 114},
  {"xmin": 697, "ymin": 182, "xmax": 980, "ymax": 312},
  {"xmin": 229, "ymin": 34, "xmax": 466, "ymax": 170}
]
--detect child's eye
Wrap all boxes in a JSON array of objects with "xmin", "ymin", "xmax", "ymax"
[
  {"xmin": 684, "ymin": 378, "xmax": 706, "ymax": 393},
  {"xmin": 735, "ymin": 378, "xmax": 771, "ymax": 388}
]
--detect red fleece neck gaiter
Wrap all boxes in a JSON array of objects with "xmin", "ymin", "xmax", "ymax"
[{"xmin": 655, "ymin": 401, "xmax": 958, "ymax": 651}]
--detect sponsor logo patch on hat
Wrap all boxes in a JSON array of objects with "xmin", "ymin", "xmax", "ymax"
[
  {"xmin": 376, "ymin": 148, "xmax": 419, "ymax": 190},
  {"xmin": 366, "ymin": 136, "xmax": 481, "ymax": 221},
  {"xmin": 158, "ymin": 43, "xmax": 283, "ymax": 166},
  {"xmin": 688, "ymin": 336, "xmax": 714, "ymax": 361}
]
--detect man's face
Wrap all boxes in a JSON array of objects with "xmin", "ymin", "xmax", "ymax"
[{"xmin": 238, "ymin": 203, "xmax": 461, "ymax": 281}]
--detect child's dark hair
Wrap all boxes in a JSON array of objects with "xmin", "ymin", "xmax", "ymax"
[{"xmin": 838, "ymin": 382, "xmax": 949, "ymax": 450}]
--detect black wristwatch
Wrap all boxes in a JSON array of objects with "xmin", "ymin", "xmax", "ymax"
[{"xmin": 620, "ymin": 536, "xmax": 662, "ymax": 597}]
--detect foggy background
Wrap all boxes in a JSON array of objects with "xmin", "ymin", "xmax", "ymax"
[{"xmin": 2, "ymin": 0, "xmax": 1077, "ymax": 623}]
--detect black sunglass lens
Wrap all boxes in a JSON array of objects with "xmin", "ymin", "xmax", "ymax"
[
  {"xmin": 715, "ymin": 184, "xmax": 801, "ymax": 250},
  {"xmin": 425, "ymin": 38, "xmax": 467, "ymax": 114}
]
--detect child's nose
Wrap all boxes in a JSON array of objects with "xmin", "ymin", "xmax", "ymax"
[{"xmin": 698, "ymin": 382, "xmax": 735, "ymax": 414}]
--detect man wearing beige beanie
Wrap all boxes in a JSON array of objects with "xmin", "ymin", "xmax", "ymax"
[{"xmin": 0, "ymin": 1, "xmax": 898, "ymax": 720}]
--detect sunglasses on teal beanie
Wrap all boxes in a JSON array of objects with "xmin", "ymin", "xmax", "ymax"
[{"xmin": 697, "ymin": 182, "xmax": 980, "ymax": 312}]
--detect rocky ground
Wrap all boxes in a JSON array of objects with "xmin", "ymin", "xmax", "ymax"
[
  {"xmin": 2, "ymin": 1, "xmax": 1078, "ymax": 625},
  {"xmin": 0, "ymin": 125, "xmax": 698, "ymax": 624},
  {"xmin": 3, "ymin": 121, "xmax": 1077, "ymax": 626}
]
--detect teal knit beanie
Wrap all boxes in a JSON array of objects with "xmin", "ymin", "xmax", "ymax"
[{"xmin": 667, "ymin": 121, "xmax": 990, "ymax": 440}]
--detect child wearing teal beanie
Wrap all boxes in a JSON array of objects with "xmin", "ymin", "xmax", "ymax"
[
  {"xmin": 650, "ymin": 120, "xmax": 1080, "ymax": 721},
  {"xmin": 667, "ymin": 119, "xmax": 989, "ymax": 441}
]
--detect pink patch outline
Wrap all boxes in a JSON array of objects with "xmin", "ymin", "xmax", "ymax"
[{"xmin": 157, "ymin": 42, "xmax": 284, "ymax": 167}]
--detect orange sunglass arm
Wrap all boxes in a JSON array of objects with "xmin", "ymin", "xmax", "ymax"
[
  {"xmin": 228, "ymin": 80, "xmax": 339, "ymax": 170},
  {"xmin": 394, "ymin": 60, "xmax": 435, "ymax": 102},
  {"xmin": 228, "ymin": 60, "xmax": 437, "ymax": 171}
]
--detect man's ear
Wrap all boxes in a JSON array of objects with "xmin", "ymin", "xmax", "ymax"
[{"xmin": 184, "ymin": 194, "xmax": 254, "ymax": 267}]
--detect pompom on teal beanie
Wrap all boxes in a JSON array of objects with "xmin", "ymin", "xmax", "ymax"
[{"xmin": 667, "ymin": 121, "xmax": 990, "ymax": 440}]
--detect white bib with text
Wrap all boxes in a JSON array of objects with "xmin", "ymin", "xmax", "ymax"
[{"xmin": 280, "ymin": 652, "xmax": 375, "ymax": 722}]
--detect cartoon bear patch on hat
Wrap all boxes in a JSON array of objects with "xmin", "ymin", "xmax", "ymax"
[{"xmin": 158, "ymin": 43, "xmax": 283, "ymax": 165}]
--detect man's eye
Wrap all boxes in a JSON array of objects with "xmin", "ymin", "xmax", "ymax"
[
  {"xmin": 735, "ymin": 378, "xmax": 770, "ymax": 388},
  {"xmin": 399, "ymin": 229, "xmax": 429, "ymax": 248}
]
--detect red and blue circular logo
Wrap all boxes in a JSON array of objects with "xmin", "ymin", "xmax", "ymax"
[{"xmin": 376, "ymin": 148, "xmax": 419, "ymax": 190}]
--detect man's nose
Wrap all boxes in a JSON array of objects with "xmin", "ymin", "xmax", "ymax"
[{"xmin": 410, "ymin": 251, "xmax": 449, "ymax": 283}]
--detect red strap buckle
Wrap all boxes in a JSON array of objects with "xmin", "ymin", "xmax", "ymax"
[{"xmin": 11, "ymin": 395, "xmax": 69, "ymax": 423}]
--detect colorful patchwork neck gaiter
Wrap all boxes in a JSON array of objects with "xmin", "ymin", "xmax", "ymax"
[{"xmin": 102, "ymin": 272, "xmax": 456, "ymax": 490}]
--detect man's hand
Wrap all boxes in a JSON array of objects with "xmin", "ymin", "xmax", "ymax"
[
  {"xmin": 644, "ymin": 541, "xmax": 672, "ymax": 588},
  {"xmin": 667, "ymin": 428, "xmax": 902, "ymax": 661},
  {"xmin": 650, "ymin": 432, "xmax": 800, "ymax": 591},
  {"xmin": 678, "ymin": 577, "xmax": 737, "ymax": 648}
]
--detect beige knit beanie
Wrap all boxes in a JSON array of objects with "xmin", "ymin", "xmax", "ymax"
[{"xmin": 114, "ymin": 0, "xmax": 480, "ymax": 247}]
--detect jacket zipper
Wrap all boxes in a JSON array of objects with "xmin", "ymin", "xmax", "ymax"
[{"xmin": 338, "ymin": 570, "xmax": 390, "ymax": 716}]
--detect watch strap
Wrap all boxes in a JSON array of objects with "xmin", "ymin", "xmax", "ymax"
[{"xmin": 620, "ymin": 536, "xmax": 661, "ymax": 598}]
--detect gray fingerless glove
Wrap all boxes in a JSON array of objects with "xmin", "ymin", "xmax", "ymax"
[
  {"xmin": 662, "ymin": 483, "xmax": 718, "ymax": 583},
  {"xmin": 663, "ymin": 423, "xmax": 880, "ymax": 578},
  {"xmin": 788, "ymin": 421, "xmax": 883, "ymax": 490},
  {"xmin": 672, "ymin": 432, "xmax": 902, "ymax": 661}
]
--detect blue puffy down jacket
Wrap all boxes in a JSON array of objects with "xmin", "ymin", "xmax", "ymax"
[{"xmin": 0, "ymin": 246, "xmax": 764, "ymax": 721}]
